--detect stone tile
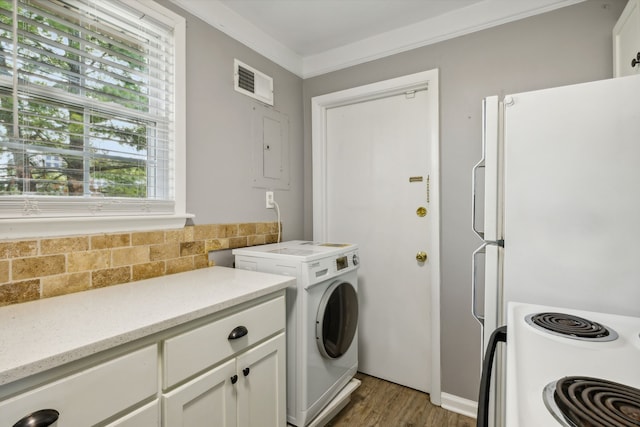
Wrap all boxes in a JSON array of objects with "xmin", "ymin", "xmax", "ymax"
[
  {"xmin": 12, "ymin": 255, "xmax": 66, "ymax": 280},
  {"xmin": 166, "ymin": 257, "xmax": 194, "ymax": 275},
  {"xmin": 257, "ymin": 221, "xmax": 279, "ymax": 235},
  {"xmin": 0, "ymin": 223, "xmax": 290, "ymax": 307},
  {"xmin": 41, "ymin": 237, "xmax": 89, "ymax": 254},
  {"xmin": 180, "ymin": 241, "xmax": 204, "ymax": 257},
  {"xmin": 67, "ymin": 250, "xmax": 110, "ymax": 273},
  {"xmin": 265, "ymin": 233, "xmax": 279, "ymax": 244},
  {"xmin": 41, "ymin": 272, "xmax": 91, "ymax": 298},
  {"xmin": 132, "ymin": 261, "xmax": 165, "ymax": 281},
  {"xmin": 0, "ymin": 240, "xmax": 38, "ymax": 259},
  {"xmin": 92, "ymin": 267, "xmax": 131, "ymax": 288},
  {"xmin": 238, "ymin": 223, "xmax": 256, "ymax": 236},
  {"xmin": 0, "ymin": 280, "xmax": 40, "ymax": 306},
  {"xmin": 165, "ymin": 229, "xmax": 186, "ymax": 243},
  {"xmin": 111, "ymin": 246, "xmax": 149, "ymax": 267},
  {"xmin": 0, "ymin": 260, "xmax": 8, "ymax": 284},
  {"xmin": 255, "ymin": 222, "xmax": 272, "ymax": 234},
  {"xmin": 193, "ymin": 224, "xmax": 225, "ymax": 240},
  {"xmin": 247, "ymin": 235, "xmax": 266, "ymax": 246},
  {"xmin": 91, "ymin": 233, "xmax": 131, "ymax": 250},
  {"xmin": 194, "ymin": 254, "xmax": 211, "ymax": 269},
  {"xmin": 225, "ymin": 224, "xmax": 239, "ymax": 237},
  {"xmin": 184, "ymin": 226, "xmax": 195, "ymax": 242},
  {"xmin": 205, "ymin": 239, "xmax": 229, "ymax": 251},
  {"xmin": 149, "ymin": 243, "xmax": 180, "ymax": 261},
  {"xmin": 131, "ymin": 231, "xmax": 164, "ymax": 246},
  {"xmin": 228, "ymin": 236, "xmax": 248, "ymax": 249}
]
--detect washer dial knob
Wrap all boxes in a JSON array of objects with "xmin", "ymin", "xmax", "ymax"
[{"xmin": 352, "ymin": 254, "xmax": 359, "ymax": 266}]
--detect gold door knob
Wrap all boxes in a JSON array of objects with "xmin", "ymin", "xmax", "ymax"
[
  {"xmin": 416, "ymin": 206, "xmax": 427, "ymax": 217},
  {"xmin": 416, "ymin": 251, "xmax": 428, "ymax": 262}
]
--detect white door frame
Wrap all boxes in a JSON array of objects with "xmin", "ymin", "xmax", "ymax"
[{"xmin": 311, "ymin": 69, "xmax": 441, "ymax": 405}]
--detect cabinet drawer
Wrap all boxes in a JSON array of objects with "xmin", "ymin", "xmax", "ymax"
[
  {"xmin": 163, "ymin": 295, "xmax": 285, "ymax": 388},
  {"xmin": 0, "ymin": 345, "xmax": 157, "ymax": 427}
]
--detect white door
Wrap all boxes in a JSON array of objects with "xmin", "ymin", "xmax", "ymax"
[{"xmin": 324, "ymin": 89, "xmax": 432, "ymax": 392}]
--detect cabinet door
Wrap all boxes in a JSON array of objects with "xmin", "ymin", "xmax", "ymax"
[
  {"xmin": 613, "ymin": 0, "xmax": 640, "ymax": 77},
  {"xmin": 236, "ymin": 333, "xmax": 286, "ymax": 427},
  {"xmin": 105, "ymin": 400, "xmax": 160, "ymax": 426},
  {"xmin": 163, "ymin": 359, "xmax": 237, "ymax": 427}
]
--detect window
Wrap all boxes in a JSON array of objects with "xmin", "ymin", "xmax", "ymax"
[{"xmin": 0, "ymin": 0, "xmax": 186, "ymax": 238}]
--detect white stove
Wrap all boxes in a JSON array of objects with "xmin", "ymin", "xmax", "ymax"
[{"xmin": 505, "ymin": 302, "xmax": 640, "ymax": 426}]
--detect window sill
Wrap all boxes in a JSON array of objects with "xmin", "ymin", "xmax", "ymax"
[{"xmin": 0, "ymin": 214, "xmax": 195, "ymax": 240}]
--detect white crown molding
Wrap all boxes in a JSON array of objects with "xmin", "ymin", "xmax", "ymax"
[
  {"xmin": 170, "ymin": 0, "xmax": 585, "ymax": 79},
  {"xmin": 302, "ymin": 0, "xmax": 586, "ymax": 78},
  {"xmin": 169, "ymin": 0, "xmax": 303, "ymax": 76}
]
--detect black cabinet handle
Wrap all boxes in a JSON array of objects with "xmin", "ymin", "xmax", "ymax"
[
  {"xmin": 13, "ymin": 409, "xmax": 59, "ymax": 427},
  {"xmin": 632, "ymin": 52, "xmax": 640, "ymax": 68},
  {"xmin": 243, "ymin": 367, "xmax": 250, "ymax": 376},
  {"xmin": 228, "ymin": 326, "xmax": 248, "ymax": 340},
  {"xmin": 477, "ymin": 326, "xmax": 507, "ymax": 427},
  {"xmin": 230, "ymin": 374, "xmax": 238, "ymax": 384}
]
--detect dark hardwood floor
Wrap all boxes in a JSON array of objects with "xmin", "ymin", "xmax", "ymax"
[{"xmin": 326, "ymin": 373, "xmax": 477, "ymax": 427}]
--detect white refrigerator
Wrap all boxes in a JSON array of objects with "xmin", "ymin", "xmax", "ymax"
[{"xmin": 472, "ymin": 74, "xmax": 640, "ymax": 426}]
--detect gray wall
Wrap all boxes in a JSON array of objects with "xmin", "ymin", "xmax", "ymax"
[
  {"xmin": 159, "ymin": 0, "xmax": 305, "ymax": 240},
  {"xmin": 302, "ymin": 0, "xmax": 626, "ymax": 400}
]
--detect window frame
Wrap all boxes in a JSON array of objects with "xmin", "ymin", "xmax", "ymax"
[{"xmin": 0, "ymin": 0, "xmax": 188, "ymax": 239}]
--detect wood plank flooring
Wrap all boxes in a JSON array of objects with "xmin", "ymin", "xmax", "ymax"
[{"xmin": 325, "ymin": 373, "xmax": 477, "ymax": 427}]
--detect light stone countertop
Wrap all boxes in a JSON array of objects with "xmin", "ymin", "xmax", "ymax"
[{"xmin": 0, "ymin": 266, "xmax": 293, "ymax": 387}]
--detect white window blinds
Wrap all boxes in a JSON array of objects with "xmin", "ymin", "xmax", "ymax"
[{"xmin": 0, "ymin": 0, "xmax": 178, "ymax": 218}]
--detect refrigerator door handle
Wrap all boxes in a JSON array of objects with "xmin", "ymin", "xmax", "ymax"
[
  {"xmin": 471, "ymin": 156, "xmax": 485, "ymax": 240},
  {"xmin": 472, "ymin": 242, "xmax": 487, "ymax": 326}
]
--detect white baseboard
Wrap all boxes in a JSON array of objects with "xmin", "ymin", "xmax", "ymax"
[{"xmin": 440, "ymin": 392, "xmax": 478, "ymax": 419}]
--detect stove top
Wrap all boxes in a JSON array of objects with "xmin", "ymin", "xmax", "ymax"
[
  {"xmin": 525, "ymin": 312, "xmax": 618, "ymax": 342},
  {"xmin": 505, "ymin": 303, "xmax": 640, "ymax": 427},
  {"xmin": 543, "ymin": 376, "xmax": 640, "ymax": 426}
]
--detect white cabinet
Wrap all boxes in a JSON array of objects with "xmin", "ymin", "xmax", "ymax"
[
  {"xmin": 0, "ymin": 345, "xmax": 159, "ymax": 426},
  {"xmin": 0, "ymin": 267, "xmax": 289, "ymax": 427},
  {"xmin": 163, "ymin": 334, "xmax": 285, "ymax": 427},
  {"xmin": 614, "ymin": 0, "xmax": 640, "ymax": 77},
  {"xmin": 163, "ymin": 359, "xmax": 237, "ymax": 426},
  {"xmin": 236, "ymin": 334, "xmax": 286, "ymax": 427},
  {"xmin": 162, "ymin": 295, "xmax": 286, "ymax": 427},
  {"xmin": 0, "ymin": 291, "xmax": 286, "ymax": 427}
]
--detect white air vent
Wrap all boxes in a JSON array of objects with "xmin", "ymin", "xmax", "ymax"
[{"xmin": 234, "ymin": 59, "xmax": 274, "ymax": 106}]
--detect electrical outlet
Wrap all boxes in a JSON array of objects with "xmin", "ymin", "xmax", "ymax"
[{"xmin": 266, "ymin": 191, "xmax": 275, "ymax": 208}]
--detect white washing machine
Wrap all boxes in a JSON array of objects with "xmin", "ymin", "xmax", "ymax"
[{"xmin": 233, "ymin": 241, "xmax": 360, "ymax": 427}]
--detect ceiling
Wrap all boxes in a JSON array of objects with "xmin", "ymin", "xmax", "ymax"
[
  {"xmin": 169, "ymin": 0, "xmax": 585, "ymax": 78},
  {"xmin": 218, "ymin": 0, "xmax": 485, "ymax": 56}
]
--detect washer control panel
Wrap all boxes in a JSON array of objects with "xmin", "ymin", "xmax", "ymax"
[
  {"xmin": 303, "ymin": 249, "xmax": 359, "ymax": 287},
  {"xmin": 336, "ymin": 255, "xmax": 348, "ymax": 271}
]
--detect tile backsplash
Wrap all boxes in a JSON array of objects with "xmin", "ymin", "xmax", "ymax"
[{"xmin": 0, "ymin": 222, "xmax": 280, "ymax": 307}]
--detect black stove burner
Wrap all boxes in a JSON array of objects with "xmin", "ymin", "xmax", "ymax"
[
  {"xmin": 526, "ymin": 312, "xmax": 618, "ymax": 342},
  {"xmin": 549, "ymin": 376, "xmax": 640, "ymax": 427}
]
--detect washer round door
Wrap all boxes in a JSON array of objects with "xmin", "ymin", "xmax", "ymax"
[{"xmin": 316, "ymin": 280, "xmax": 358, "ymax": 359}]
